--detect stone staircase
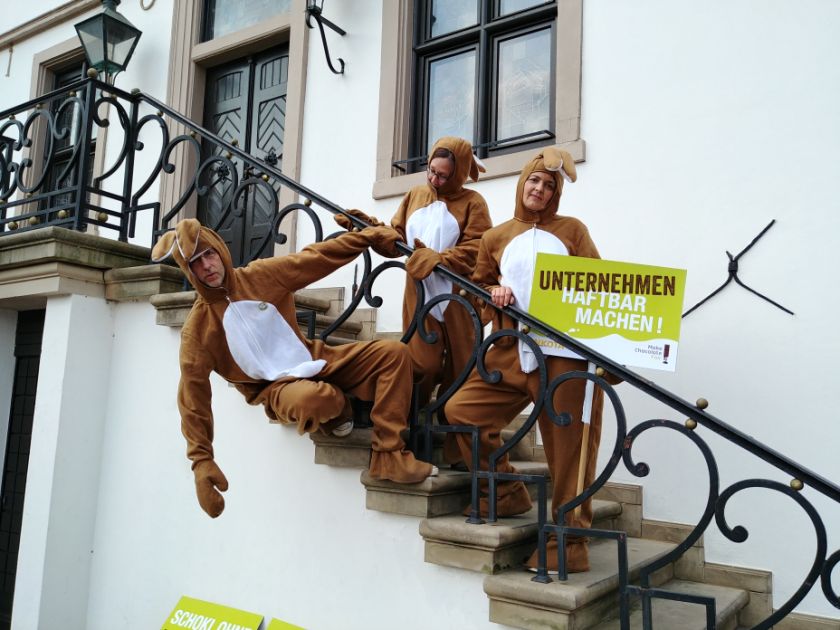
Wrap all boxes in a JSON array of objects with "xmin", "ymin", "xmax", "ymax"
[
  {"xmin": 312, "ymin": 413, "xmax": 838, "ymax": 630},
  {"xmin": 139, "ymin": 269, "xmax": 835, "ymax": 630}
]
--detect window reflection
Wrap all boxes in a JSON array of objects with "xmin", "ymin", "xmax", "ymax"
[
  {"xmin": 427, "ymin": 50, "xmax": 476, "ymax": 152},
  {"xmin": 497, "ymin": 28, "xmax": 551, "ymax": 142},
  {"xmin": 499, "ymin": 0, "xmax": 548, "ymax": 17},
  {"xmin": 204, "ymin": 0, "xmax": 290, "ymax": 41},
  {"xmin": 430, "ymin": 0, "xmax": 478, "ymax": 38}
]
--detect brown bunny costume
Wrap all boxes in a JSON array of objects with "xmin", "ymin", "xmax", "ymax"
[
  {"xmin": 153, "ymin": 219, "xmax": 435, "ymax": 517},
  {"xmin": 444, "ymin": 148, "xmax": 609, "ymax": 573},
  {"xmin": 390, "ymin": 137, "xmax": 492, "ymax": 414}
]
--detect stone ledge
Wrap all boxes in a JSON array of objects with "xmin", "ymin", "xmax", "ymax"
[
  {"xmin": 0, "ymin": 226, "xmax": 150, "ymax": 270},
  {"xmin": 0, "ymin": 227, "xmax": 156, "ymax": 307},
  {"xmin": 148, "ymin": 288, "xmax": 354, "ymax": 331},
  {"xmin": 310, "ymin": 428, "xmax": 374, "ymax": 468},
  {"xmin": 104, "ymin": 264, "xmax": 184, "ymax": 302},
  {"xmin": 772, "ymin": 611, "xmax": 840, "ymax": 630},
  {"xmin": 641, "ymin": 518, "xmax": 704, "ymax": 549},
  {"xmin": 420, "ymin": 500, "xmax": 623, "ymax": 575},
  {"xmin": 484, "ymin": 537, "xmax": 677, "ymax": 630},
  {"xmin": 149, "ymin": 290, "xmax": 197, "ymax": 327},
  {"xmin": 361, "ymin": 461, "xmax": 550, "ymax": 518},
  {"xmin": 590, "ymin": 579, "xmax": 748, "ymax": 630},
  {"xmin": 702, "ymin": 562, "xmax": 770, "ymax": 594},
  {"xmin": 0, "ymin": 261, "xmax": 106, "ymax": 308}
]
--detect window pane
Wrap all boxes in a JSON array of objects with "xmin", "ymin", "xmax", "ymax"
[
  {"xmin": 205, "ymin": 0, "xmax": 290, "ymax": 41},
  {"xmin": 496, "ymin": 28, "xmax": 551, "ymax": 143},
  {"xmin": 430, "ymin": 0, "xmax": 478, "ymax": 38},
  {"xmin": 499, "ymin": 0, "xmax": 549, "ymax": 16},
  {"xmin": 427, "ymin": 50, "xmax": 476, "ymax": 152}
]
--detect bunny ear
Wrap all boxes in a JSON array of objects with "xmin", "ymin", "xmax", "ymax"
[
  {"xmin": 541, "ymin": 147, "xmax": 576, "ymax": 183},
  {"xmin": 174, "ymin": 218, "xmax": 203, "ymax": 261},
  {"xmin": 151, "ymin": 230, "xmax": 178, "ymax": 262},
  {"xmin": 559, "ymin": 153, "xmax": 577, "ymax": 183},
  {"xmin": 469, "ymin": 153, "xmax": 486, "ymax": 182}
]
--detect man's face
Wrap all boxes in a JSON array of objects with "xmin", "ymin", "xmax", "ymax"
[{"xmin": 189, "ymin": 248, "xmax": 225, "ymax": 288}]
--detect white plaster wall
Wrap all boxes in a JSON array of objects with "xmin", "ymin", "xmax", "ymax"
[
  {"xmin": 84, "ymin": 301, "xmax": 502, "ymax": 630},
  {"xmin": 575, "ymin": 1, "xmax": 840, "ymax": 618},
  {"xmin": 13, "ymin": 294, "xmax": 114, "ymax": 629},
  {"xmin": 4, "ymin": 2, "xmax": 71, "ymax": 29}
]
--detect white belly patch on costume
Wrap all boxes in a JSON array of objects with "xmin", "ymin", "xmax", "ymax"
[
  {"xmin": 223, "ymin": 300, "xmax": 326, "ymax": 381},
  {"xmin": 499, "ymin": 227, "xmax": 580, "ymax": 372},
  {"xmin": 406, "ymin": 200, "xmax": 461, "ymax": 321}
]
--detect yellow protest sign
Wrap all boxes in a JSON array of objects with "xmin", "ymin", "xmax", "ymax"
[
  {"xmin": 529, "ymin": 254, "xmax": 687, "ymax": 371},
  {"xmin": 161, "ymin": 596, "xmax": 263, "ymax": 630}
]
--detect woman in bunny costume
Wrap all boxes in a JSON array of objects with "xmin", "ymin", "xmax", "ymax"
[
  {"xmin": 445, "ymin": 147, "xmax": 613, "ymax": 574},
  {"xmin": 338, "ymin": 137, "xmax": 491, "ymax": 463}
]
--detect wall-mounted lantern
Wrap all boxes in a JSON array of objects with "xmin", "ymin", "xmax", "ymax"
[{"xmin": 75, "ymin": 0, "xmax": 142, "ymax": 85}]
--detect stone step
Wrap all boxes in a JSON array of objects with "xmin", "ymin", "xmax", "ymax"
[
  {"xmin": 309, "ymin": 428, "xmax": 374, "ymax": 467},
  {"xmin": 419, "ymin": 500, "xmax": 622, "ymax": 575},
  {"xmin": 360, "ymin": 460, "xmax": 550, "ymax": 518},
  {"xmin": 502, "ymin": 426, "xmax": 547, "ymax": 463},
  {"xmin": 151, "ymin": 289, "xmax": 333, "ymax": 328},
  {"xmin": 483, "ymin": 537, "xmax": 677, "ymax": 630},
  {"xmin": 307, "ymin": 312, "xmax": 363, "ymax": 340},
  {"xmin": 312, "ymin": 415, "xmax": 548, "ymax": 469},
  {"xmin": 590, "ymin": 579, "xmax": 748, "ymax": 630}
]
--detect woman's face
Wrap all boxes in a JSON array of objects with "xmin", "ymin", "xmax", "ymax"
[
  {"xmin": 521, "ymin": 170, "xmax": 557, "ymax": 212},
  {"xmin": 427, "ymin": 156, "xmax": 454, "ymax": 189}
]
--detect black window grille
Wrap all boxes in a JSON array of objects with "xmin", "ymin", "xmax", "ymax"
[{"xmin": 407, "ymin": 0, "xmax": 557, "ymax": 171}]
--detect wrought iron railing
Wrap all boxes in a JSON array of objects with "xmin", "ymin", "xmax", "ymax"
[{"xmin": 1, "ymin": 78, "xmax": 838, "ymax": 629}]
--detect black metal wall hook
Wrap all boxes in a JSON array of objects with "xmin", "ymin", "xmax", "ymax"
[
  {"xmin": 682, "ymin": 219, "xmax": 794, "ymax": 318},
  {"xmin": 305, "ymin": 1, "xmax": 346, "ymax": 75}
]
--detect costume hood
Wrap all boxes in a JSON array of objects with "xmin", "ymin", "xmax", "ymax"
[
  {"xmin": 151, "ymin": 218, "xmax": 234, "ymax": 301},
  {"xmin": 514, "ymin": 147, "xmax": 576, "ymax": 224},
  {"xmin": 429, "ymin": 136, "xmax": 486, "ymax": 197}
]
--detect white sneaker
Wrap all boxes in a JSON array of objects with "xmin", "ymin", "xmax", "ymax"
[
  {"xmin": 430, "ymin": 465, "xmax": 439, "ymax": 477},
  {"xmin": 331, "ymin": 420, "xmax": 354, "ymax": 438}
]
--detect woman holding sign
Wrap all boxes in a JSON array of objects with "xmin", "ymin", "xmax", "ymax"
[{"xmin": 445, "ymin": 147, "xmax": 614, "ymax": 574}]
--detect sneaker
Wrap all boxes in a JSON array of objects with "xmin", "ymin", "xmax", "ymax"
[{"xmin": 331, "ymin": 420, "xmax": 354, "ymax": 438}]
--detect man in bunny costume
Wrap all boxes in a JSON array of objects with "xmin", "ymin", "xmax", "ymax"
[{"xmin": 152, "ymin": 219, "xmax": 436, "ymax": 518}]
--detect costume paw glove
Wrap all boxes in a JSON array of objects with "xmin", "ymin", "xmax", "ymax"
[
  {"xmin": 193, "ymin": 459, "xmax": 229, "ymax": 518},
  {"xmin": 334, "ymin": 208, "xmax": 383, "ymax": 231},
  {"xmin": 405, "ymin": 239, "xmax": 444, "ymax": 280},
  {"xmin": 361, "ymin": 225, "xmax": 402, "ymax": 258}
]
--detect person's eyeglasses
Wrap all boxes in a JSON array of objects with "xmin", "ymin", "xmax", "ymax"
[
  {"xmin": 189, "ymin": 248, "xmax": 218, "ymax": 265},
  {"xmin": 427, "ymin": 166, "xmax": 451, "ymax": 183}
]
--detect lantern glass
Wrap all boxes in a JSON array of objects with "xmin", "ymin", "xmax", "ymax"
[{"xmin": 74, "ymin": 0, "xmax": 141, "ymax": 81}]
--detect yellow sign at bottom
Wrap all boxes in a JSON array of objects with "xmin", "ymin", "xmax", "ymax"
[{"xmin": 162, "ymin": 596, "xmax": 263, "ymax": 630}]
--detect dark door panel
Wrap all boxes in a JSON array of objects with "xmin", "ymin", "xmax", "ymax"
[
  {"xmin": 0, "ymin": 310, "xmax": 45, "ymax": 629},
  {"xmin": 199, "ymin": 46, "xmax": 289, "ymax": 266}
]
